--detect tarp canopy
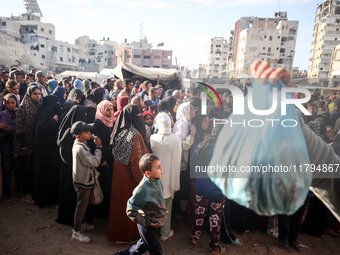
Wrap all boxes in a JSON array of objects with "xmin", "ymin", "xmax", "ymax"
[
  {"xmin": 111, "ymin": 62, "xmax": 183, "ymax": 90},
  {"xmin": 321, "ymin": 87, "xmax": 340, "ymax": 98},
  {"xmin": 99, "ymin": 69, "xmax": 115, "ymax": 76}
]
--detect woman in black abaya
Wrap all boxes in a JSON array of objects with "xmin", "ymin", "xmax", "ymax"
[
  {"xmin": 55, "ymin": 105, "xmax": 88, "ymax": 225},
  {"xmin": 84, "ymin": 88, "xmax": 104, "ymax": 123},
  {"xmin": 93, "ymin": 100, "xmax": 114, "ymax": 218},
  {"xmin": 33, "ymin": 95, "xmax": 61, "ymax": 207}
]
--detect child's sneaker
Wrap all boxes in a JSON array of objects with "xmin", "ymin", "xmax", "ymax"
[
  {"xmin": 22, "ymin": 194, "xmax": 34, "ymax": 204},
  {"xmin": 160, "ymin": 229, "xmax": 174, "ymax": 241},
  {"xmin": 267, "ymin": 228, "xmax": 279, "ymax": 239},
  {"xmin": 71, "ymin": 230, "xmax": 91, "ymax": 243},
  {"xmin": 81, "ymin": 222, "xmax": 95, "ymax": 231}
]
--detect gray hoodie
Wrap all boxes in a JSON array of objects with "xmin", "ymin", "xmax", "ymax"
[{"xmin": 72, "ymin": 139, "xmax": 102, "ymax": 189}]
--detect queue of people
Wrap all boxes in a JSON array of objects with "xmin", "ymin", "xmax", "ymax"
[{"xmin": 0, "ymin": 62, "xmax": 339, "ymax": 255}]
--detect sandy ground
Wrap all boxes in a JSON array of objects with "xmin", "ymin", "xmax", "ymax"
[{"xmin": 1, "ymin": 196, "xmax": 340, "ymax": 255}]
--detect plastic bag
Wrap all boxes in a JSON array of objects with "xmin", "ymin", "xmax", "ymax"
[
  {"xmin": 208, "ymin": 80, "xmax": 312, "ymax": 216},
  {"xmin": 90, "ymin": 168, "xmax": 103, "ymax": 205}
]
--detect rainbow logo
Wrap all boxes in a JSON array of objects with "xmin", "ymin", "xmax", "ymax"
[{"xmin": 197, "ymin": 82, "xmax": 223, "ymax": 107}]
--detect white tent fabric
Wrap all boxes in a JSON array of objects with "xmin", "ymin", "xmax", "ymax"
[
  {"xmin": 99, "ymin": 69, "xmax": 115, "ymax": 76},
  {"xmin": 59, "ymin": 71, "xmax": 98, "ymax": 79},
  {"xmin": 111, "ymin": 62, "xmax": 183, "ymax": 88},
  {"xmin": 58, "ymin": 71, "xmax": 110, "ymax": 83}
]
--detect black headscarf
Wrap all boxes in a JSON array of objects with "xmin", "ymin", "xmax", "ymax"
[
  {"xmin": 67, "ymin": 88, "xmax": 84, "ymax": 104},
  {"xmin": 35, "ymin": 95, "xmax": 61, "ymax": 144},
  {"xmin": 191, "ymin": 113, "xmax": 209, "ymax": 151},
  {"xmin": 87, "ymin": 88, "xmax": 103, "ymax": 105},
  {"xmin": 110, "ymin": 104, "xmax": 150, "ymax": 151},
  {"xmin": 158, "ymin": 96, "xmax": 177, "ymax": 121},
  {"xmin": 60, "ymin": 101, "xmax": 74, "ymax": 122},
  {"xmin": 36, "ymin": 95, "xmax": 61, "ymax": 132},
  {"xmin": 52, "ymin": 86, "xmax": 66, "ymax": 106},
  {"xmin": 57, "ymin": 105, "xmax": 88, "ymax": 148}
]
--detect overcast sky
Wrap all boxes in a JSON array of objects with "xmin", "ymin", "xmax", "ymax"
[{"xmin": 1, "ymin": 0, "xmax": 319, "ymax": 70}]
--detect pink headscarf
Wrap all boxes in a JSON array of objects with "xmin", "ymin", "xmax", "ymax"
[
  {"xmin": 95, "ymin": 100, "xmax": 114, "ymax": 127},
  {"xmin": 137, "ymin": 84, "xmax": 144, "ymax": 95}
]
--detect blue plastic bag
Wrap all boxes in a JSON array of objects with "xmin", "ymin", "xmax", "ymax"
[{"xmin": 208, "ymin": 80, "xmax": 312, "ymax": 216}]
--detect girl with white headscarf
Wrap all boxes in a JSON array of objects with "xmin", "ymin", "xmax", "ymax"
[
  {"xmin": 150, "ymin": 113, "xmax": 182, "ymax": 240},
  {"xmin": 172, "ymin": 102, "xmax": 197, "ymax": 216},
  {"xmin": 172, "ymin": 102, "xmax": 196, "ymax": 170}
]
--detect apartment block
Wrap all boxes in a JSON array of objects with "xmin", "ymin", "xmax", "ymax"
[
  {"xmin": 112, "ymin": 37, "xmax": 172, "ymax": 69},
  {"xmin": 113, "ymin": 48, "xmax": 172, "ymax": 69},
  {"xmin": 206, "ymin": 37, "xmax": 230, "ymax": 79},
  {"xmin": 233, "ymin": 12, "xmax": 298, "ymax": 78},
  {"xmin": 308, "ymin": 0, "xmax": 340, "ymax": 86},
  {"xmin": 219, "ymin": 30, "xmax": 234, "ymax": 78},
  {"xmin": 0, "ymin": 1, "xmax": 172, "ymax": 73}
]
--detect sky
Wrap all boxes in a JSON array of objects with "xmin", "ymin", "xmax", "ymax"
[{"xmin": 1, "ymin": 0, "xmax": 321, "ymax": 70}]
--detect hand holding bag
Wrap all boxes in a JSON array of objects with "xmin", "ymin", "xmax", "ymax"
[{"xmin": 208, "ymin": 80, "xmax": 312, "ymax": 216}]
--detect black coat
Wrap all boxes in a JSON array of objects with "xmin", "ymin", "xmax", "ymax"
[{"xmin": 93, "ymin": 118, "xmax": 114, "ymax": 218}]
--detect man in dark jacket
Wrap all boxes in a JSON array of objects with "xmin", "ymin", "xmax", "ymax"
[
  {"xmin": 315, "ymin": 101, "xmax": 331, "ymax": 137},
  {"xmin": 189, "ymin": 87, "xmax": 201, "ymax": 111},
  {"xmin": 303, "ymin": 103, "xmax": 316, "ymax": 124},
  {"xmin": 330, "ymin": 98, "xmax": 340, "ymax": 126}
]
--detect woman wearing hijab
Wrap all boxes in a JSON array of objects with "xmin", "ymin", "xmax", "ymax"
[
  {"xmin": 73, "ymin": 79, "xmax": 83, "ymax": 90},
  {"xmin": 150, "ymin": 112, "xmax": 182, "ymax": 241},
  {"xmin": 93, "ymin": 100, "xmax": 114, "ymax": 218},
  {"xmin": 13, "ymin": 84, "xmax": 42, "ymax": 204},
  {"xmin": 191, "ymin": 114, "xmax": 209, "ymax": 153},
  {"xmin": 59, "ymin": 100, "xmax": 74, "ymax": 124},
  {"xmin": 164, "ymin": 89, "xmax": 174, "ymax": 98},
  {"xmin": 0, "ymin": 93, "xmax": 19, "ymax": 201},
  {"xmin": 149, "ymin": 104, "xmax": 158, "ymax": 117},
  {"xmin": 172, "ymin": 102, "xmax": 197, "ymax": 216},
  {"xmin": 136, "ymin": 83, "xmax": 144, "ymax": 95},
  {"xmin": 82, "ymin": 79, "xmax": 91, "ymax": 97},
  {"xmin": 84, "ymin": 88, "xmax": 104, "ymax": 123},
  {"xmin": 113, "ymin": 96, "xmax": 129, "ymax": 120},
  {"xmin": 173, "ymin": 102, "xmax": 196, "ymax": 168},
  {"xmin": 3, "ymin": 80, "xmax": 21, "ymax": 105},
  {"xmin": 186, "ymin": 113, "xmax": 209, "ymax": 215},
  {"xmin": 33, "ymin": 95, "xmax": 61, "ymax": 207},
  {"xmin": 55, "ymin": 105, "xmax": 89, "ymax": 225},
  {"xmin": 98, "ymin": 87, "xmax": 106, "ymax": 98},
  {"xmin": 52, "ymin": 86, "xmax": 66, "ymax": 107},
  {"xmin": 189, "ymin": 126, "xmax": 230, "ymax": 254},
  {"xmin": 158, "ymin": 96, "xmax": 179, "ymax": 122},
  {"xmin": 67, "ymin": 88, "xmax": 85, "ymax": 104},
  {"xmin": 62, "ymin": 88, "xmax": 85, "ymax": 117},
  {"xmin": 108, "ymin": 104, "xmax": 149, "ymax": 242}
]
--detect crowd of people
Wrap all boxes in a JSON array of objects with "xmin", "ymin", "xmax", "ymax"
[{"xmin": 0, "ymin": 62, "xmax": 339, "ymax": 254}]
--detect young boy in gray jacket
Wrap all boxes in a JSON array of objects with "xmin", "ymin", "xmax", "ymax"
[
  {"xmin": 112, "ymin": 154, "xmax": 167, "ymax": 255},
  {"xmin": 70, "ymin": 121, "xmax": 102, "ymax": 243}
]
